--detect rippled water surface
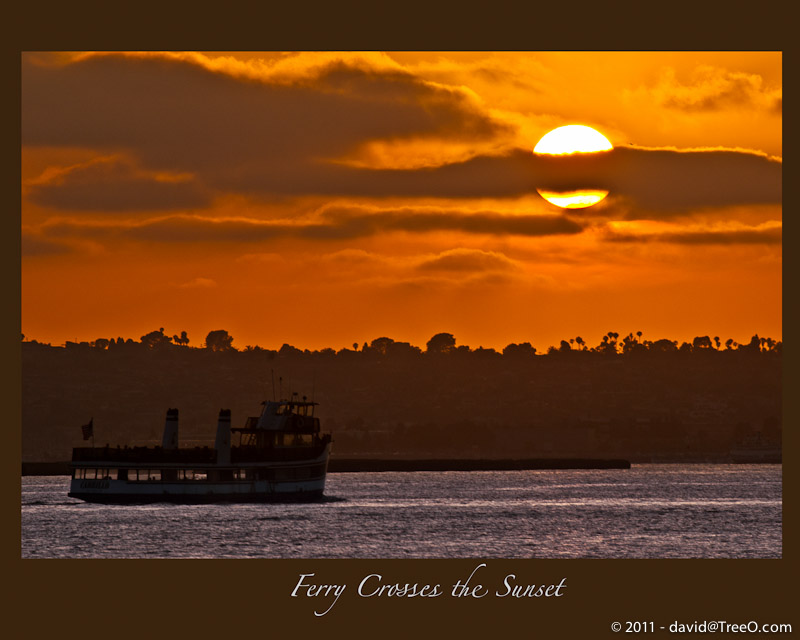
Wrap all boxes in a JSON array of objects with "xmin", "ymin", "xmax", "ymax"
[{"xmin": 21, "ymin": 465, "xmax": 781, "ymax": 558}]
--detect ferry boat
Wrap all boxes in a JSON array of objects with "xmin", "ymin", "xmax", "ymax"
[{"xmin": 68, "ymin": 397, "xmax": 332, "ymax": 503}]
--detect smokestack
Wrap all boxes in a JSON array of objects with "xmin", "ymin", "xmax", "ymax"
[
  {"xmin": 215, "ymin": 409, "xmax": 231, "ymax": 465},
  {"xmin": 161, "ymin": 408, "xmax": 179, "ymax": 449}
]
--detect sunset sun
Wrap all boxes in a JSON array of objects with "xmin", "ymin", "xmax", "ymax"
[
  {"xmin": 534, "ymin": 124, "xmax": 613, "ymax": 209},
  {"xmin": 533, "ymin": 124, "xmax": 613, "ymax": 154}
]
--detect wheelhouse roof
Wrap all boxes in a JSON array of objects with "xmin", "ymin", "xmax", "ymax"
[{"xmin": 263, "ymin": 400, "xmax": 318, "ymax": 406}]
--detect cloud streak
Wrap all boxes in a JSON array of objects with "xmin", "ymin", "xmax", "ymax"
[
  {"xmin": 416, "ymin": 248, "xmax": 519, "ymax": 273},
  {"xmin": 29, "ymin": 207, "xmax": 585, "ymax": 247},
  {"xmin": 603, "ymin": 223, "xmax": 781, "ymax": 245},
  {"xmin": 21, "ymin": 233, "xmax": 72, "ymax": 257},
  {"xmin": 26, "ymin": 156, "xmax": 211, "ymax": 211}
]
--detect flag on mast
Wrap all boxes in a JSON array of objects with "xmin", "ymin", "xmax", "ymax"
[{"xmin": 81, "ymin": 418, "xmax": 94, "ymax": 441}]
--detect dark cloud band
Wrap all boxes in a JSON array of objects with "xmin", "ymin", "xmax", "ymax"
[
  {"xmin": 30, "ymin": 208, "xmax": 584, "ymax": 247},
  {"xmin": 603, "ymin": 225, "xmax": 781, "ymax": 245},
  {"xmin": 22, "ymin": 53, "xmax": 781, "ymax": 218}
]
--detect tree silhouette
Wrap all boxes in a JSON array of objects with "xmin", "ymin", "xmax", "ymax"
[
  {"xmin": 597, "ymin": 332, "xmax": 618, "ymax": 355},
  {"xmin": 743, "ymin": 334, "xmax": 761, "ymax": 353},
  {"xmin": 368, "ymin": 337, "xmax": 421, "ymax": 358},
  {"xmin": 650, "ymin": 338, "xmax": 677, "ymax": 353},
  {"xmin": 621, "ymin": 334, "xmax": 637, "ymax": 354},
  {"xmin": 426, "ymin": 333, "xmax": 456, "ymax": 354},
  {"xmin": 140, "ymin": 328, "xmax": 172, "ymax": 349},
  {"xmin": 503, "ymin": 342, "xmax": 536, "ymax": 357},
  {"xmin": 364, "ymin": 338, "xmax": 386, "ymax": 355},
  {"xmin": 277, "ymin": 343, "xmax": 302, "ymax": 357},
  {"xmin": 172, "ymin": 331, "xmax": 190, "ymax": 346},
  {"xmin": 21, "ymin": 327, "xmax": 783, "ymax": 362},
  {"xmin": 205, "ymin": 329, "xmax": 234, "ymax": 351},
  {"xmin": 692, "ymin": 336, "xmax": 713, "ymax": 350}
]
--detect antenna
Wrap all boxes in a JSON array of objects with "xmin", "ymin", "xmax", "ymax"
[{"xmin": 271, "ymin": 369, "xmax": 276, "ymax": 401}]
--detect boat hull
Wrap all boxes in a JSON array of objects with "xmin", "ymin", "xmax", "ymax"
[
  {"xmin": 69, "ymin": 443, "xmax": 331, "ymax": 504},
  {"xmin": 68, "ymin": 475, "xmax": 327, "ymax": 504}
]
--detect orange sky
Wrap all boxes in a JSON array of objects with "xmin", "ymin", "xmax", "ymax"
[{"xmin": 21, "ymin": 52, "xmax": 782, "ymax": 352}]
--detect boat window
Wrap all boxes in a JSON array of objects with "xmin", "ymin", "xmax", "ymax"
[
  {"xmin": 193, "ymin": 471, "xmax": 207, "ymax": 481},
  {"xmin": 147, "ymin": 471, "xmax": 161, "ymax": 481}
]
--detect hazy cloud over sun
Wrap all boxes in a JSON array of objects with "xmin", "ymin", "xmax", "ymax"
[
  {"xmin": 553, "ymin": 147, "xmax": 781, "ymax": 216},
  {"xmin": 313, "ymin": 147, "xmax": 781, "ymax": 216}
]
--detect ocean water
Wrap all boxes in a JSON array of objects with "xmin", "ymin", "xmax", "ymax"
[{"xmin": 21, "ymin": 464, "xmax": 781, "ymax": 559}]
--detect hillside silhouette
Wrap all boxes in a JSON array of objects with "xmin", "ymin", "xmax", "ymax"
[{"xmin": 22, "ymin": 329, "xmax": 781, "ymax": 464}]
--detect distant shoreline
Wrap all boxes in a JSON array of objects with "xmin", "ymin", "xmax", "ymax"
[{"xmin": 19, "ymin": 456, "xmax": 781, "ymax": 476}]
